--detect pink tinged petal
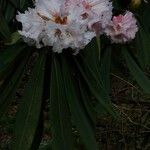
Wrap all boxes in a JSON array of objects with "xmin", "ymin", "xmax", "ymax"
[{"xmin": 105, "ymin": 11, "xmax": 138, "ymax": 43}]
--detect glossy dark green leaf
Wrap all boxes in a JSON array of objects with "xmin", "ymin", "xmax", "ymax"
[
  {"xmin": 122, "ymin": 47, "xmax": 150, "ymax": 94},
  {"xmin": 5, "ymin": 32, "xmax": 21, "ymax": 45},
  {"xmin": 30, "ymin": 112, "xmax": 44, "ymax": 150},
  {"xmin": 13, "ymin": 51, "xmax": 46, "ymax": 150},
  {"xmin": 74, "ymin": 57, "xmax": 116, "ymax": 117},
  {"xmin": 0, "ymin": 44, "xmax": 26, "ymax": 80},
  {"xmin": 78, "ymin": 82, "xmax": 96, "ymax": 125},
  {"xmin": 8, "ymin": 0, "xmax": 19, "ymax": 8},
  {"xmin": 100, "ymin": 47, "xmax": 111, "ymax": 93},
  {"xmin": 20, "ymin": 0, "xmax": 26, "ymax": 9},
  {"xmin": 0, "ymin": 49, "xmax": 31, "ymax": 118},
  {"xmin": 0, "ymin": 10, "xmax": 11, "ymax": 38},
  {"xmin": 62, "ymin": 56, "xmax": 99, "ymax": 150},
  {"xmin": 75, "ymin": 39, "xmax": 117, "ymax": 117},
  {"xmin": 50, "ymin": 55, "xmax": 74, "ymax": 150},
  {"xmin": 38, "ymin": 143, "xmax": 52, "ymax": 150},
  {"xmin": 4, "ymin": 2, "xmax": 15, "ymax": 22},
  {"xmin": 0, "ymin": 0, "xmax": 7, "ymax": 13},
  {"xmin": 135, "ymin": 23, "xmax": 150, "ymax": 68}
]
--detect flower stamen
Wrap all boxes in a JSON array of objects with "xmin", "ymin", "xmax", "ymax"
[
  {"xmin": 37, "ymin": 12, "xmax": 51, "ymax": 21},
  {"xmin": 54, "ymin": 16, "xmax": 68, "ymax": 24},
  {"xmin": 54, "ymin": 29, "xmax": 62, "ymax": 37}
]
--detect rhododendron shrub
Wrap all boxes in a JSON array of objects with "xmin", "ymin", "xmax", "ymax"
[{"xmin": 1, "ymin": 0, "xmax": 150, "ymax": 150}]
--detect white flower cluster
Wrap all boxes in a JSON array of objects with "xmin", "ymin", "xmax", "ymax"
[{"xmin": 16, "ymin": 0, "xmax": 138, "ymax": 54}]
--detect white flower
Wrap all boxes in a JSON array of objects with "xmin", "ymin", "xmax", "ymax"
[
  {"xmin": 16, "ymin": 0, "xmax": 96, "ymax": 54},
  {"xmin": 16, "ymin": 8, "xmax": 45, "ymax": 48},
  {"xmin": 66, "ymin": 0, "xmax": 113, "ymax": 34},
  {"xmin": 105, "ymin": 11, "xmax": 138, "ymax": 43}
]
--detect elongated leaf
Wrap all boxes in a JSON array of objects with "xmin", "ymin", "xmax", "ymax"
[
  {"xmin": 100, "ymin": 47, "xmax": 111, "ymax": 93},
  {"xmin": 50, "ymin": 55, "xmax": 74, "ymax": 150},
  {"xmin": 122, "ymin": 47, "xmax": 150, "ymax": 94},
  {"xmin": 84, "ymin": 38, "xmax": 100, "ymax": 65},
  {"xmin": 0, "ymin": 10, "xmax": 11, "ymax": 38},
  {"xmin": 7, "ymin": 0, "xmax": 17, "ymax": 8},
  {"xmin": 0, "ymin": 44, "xmax": 26, "ymax": 79},
  {"xmin": 75, "ymin": 40, "xmax": 117, "ymax": 117},
  {"xmin": 0, "ymin": 44, "xmax": 25, "ymax": 65},
  {"xmin": 5, "ymin": 32, "xmax": 21, "ymax": 45},
  {"xmin": 0, "ymin": 49, "xmax": 31, "ymax": 118},
  {"xmin": 13, "ymin": 51, "xmax": 46, "ymax": 150},
  {"xmin": 4, "ymin": 2, "xmax": 15, "ymax": 22},
  {"xmin": 61, "ymin": 56, "xmax": 99, "ymax": 150},
  {"xmin": 74, "ymin": 58, "xmax": 116, "ymax": 116},
  {"xmin": 135, "ymin": 23, "xmax": 150, "ymax": 68},
  {"xmin": 30, "ymin": 112, "xmax": 44, "ymax": 150},
  {"xmin": 0, "ymin": 0, "xmax": 7, "ymax": 11},
  {"xmin": 83, "ymin": 38, "xmax": 110, "ymax": 93},
  {"xmin": 8, "ymin": 0, "xmax": 28, "ymax": 10},
  {"xmin": 78, "ymin": 81, "xmax": 96, "ymax": 125},
  {"xmin": 20, "ymin": 0, "xmax": 26, "ymax": 9},
  {"xmin": 38, "ymin": 143, "xmax": 52, "ymax": 150}
]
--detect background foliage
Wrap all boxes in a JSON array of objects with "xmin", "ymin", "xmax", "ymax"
[{"xmin": 0, "ymin": 0, "xmax": 150, "ymax": 149}]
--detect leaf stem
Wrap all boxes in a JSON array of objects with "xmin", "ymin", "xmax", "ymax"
[{"xmin": 96, "ymin": 36, "xmax": 101, "ymax": 61}]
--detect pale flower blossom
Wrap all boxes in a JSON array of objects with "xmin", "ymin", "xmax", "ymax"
[
  {"xmin": 105, "ymin": 11, "xmax": 138, "ymax": 43},
  {"xmin": 16, "ymin": 8, "xmax": 45, "ymax": 48},
  {"xmin": 16, "ymin": 0, "xmax": 95, "ymax": 53},
  {"xmin": 66, "ymin": 0, "xmax": 113, "ymax": 33}
]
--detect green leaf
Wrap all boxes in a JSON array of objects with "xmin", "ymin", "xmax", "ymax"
[
  {"xmin": 74, "ymin": 58, "xmax": 116, "ymax": 116},
  {"xmin": 78, "ymin": 81, "xmax": 96, "ymax": 125},
  {"xmin": 8, "ymin": 0, "xmax": 27, "ymax": 9},
  {"xmin": 100, "ymin": 47, "xmax": 111, "ymax": 93},
  {"xmin": 74, "ymin": 39, "xmax": 117, "ymax": 117},
  {"xmin": 61, "ymin": 56, "xmax": 99, "ymax": 150},
  {"xmin": 4, "ymin": 2, "xmax": 15, "ymax": 22},
  {"xmin": 30, "ymin": 112, "xmax": 44, "ymax": 150},
  {"xmin": 0, "ymin": 44, "xmax": 26, "ymax": 80},
  {"xmin": 135, "ymin": 23, "xmax": 150, "ymax": 68},
  {"xmin": 20, "ymin": 0, "xmax": 26, "ymax": 9},
  {"xmin": 0, "ymin": 44, "xmax": 25, "ymax": 66},
  {"xmin": 0, "ymin": 50, "xmax": 31, "ymax": 118},
  {"xmin": 84, "ymin": 38, "xmax": 100, "ymax": 63},
  {"xmin": 13, "ymin": 51, "xmax": 46, "ymax": 150},
  {"xmin": 8, "ymin": 0, "xmax": 18, "ymax": 8},
  {"xmin": 0, "ymin": 0, "xmax": 7, "ymax": 10},
  {"xmin": 5, "ymin": 32, "xmax": 21, "ymax": 45},
  {"xmin": 50, "ymin": 54, "xmax": 74, "ymax": 150},
  {"xmin": 122, "ymin": 47, "xmax": 150, "ymax": 94},
  {"xmin": 38, "ymin": 143, "xmax": 52, "ymax": 150},
  {"xmin": 0, "ymin": 10, "xmax": 11, "ymax": 38}
]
